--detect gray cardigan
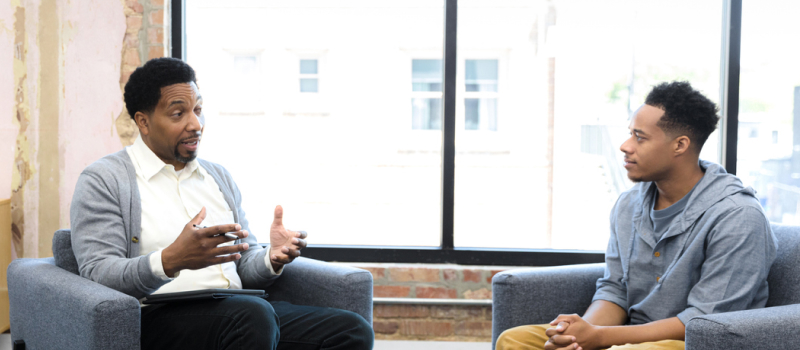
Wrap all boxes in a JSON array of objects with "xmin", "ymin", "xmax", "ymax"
[{"xmin": 70, "ymin": 150, "xmax": 279, "ymax": 299}]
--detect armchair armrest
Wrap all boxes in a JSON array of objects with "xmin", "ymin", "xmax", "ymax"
[
  {"xmin": 685, "ymin": 303, "xmax": 800, "ymax": 350},
  {"xmin": 262, "ymin": 257, "xmax": 373, "ymax": 323},
  {"xmin": 8, "ymin": 258, "xmax": 141, "ymax": 350},
  {"xmin": 492, "ymin": 263, "xmax": 605, "ymax": 347}
]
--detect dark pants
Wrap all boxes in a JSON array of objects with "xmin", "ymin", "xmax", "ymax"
[{"xmin": 141, "ymin": 296, "xmax": 374, "ymax": 350}]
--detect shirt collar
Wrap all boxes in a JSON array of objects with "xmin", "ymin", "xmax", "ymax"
[{"xmin": 129, "ymin": 134, "xmax": 202, "ymax": 181}]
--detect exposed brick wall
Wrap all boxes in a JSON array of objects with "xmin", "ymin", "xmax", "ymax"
[
  {"xmin": 117, "ymin": 0, "xmax": 169, "ymax": 147},
  {"xmin": 349, "ymin": 263, "xmax": 514, "ymax": 342}
]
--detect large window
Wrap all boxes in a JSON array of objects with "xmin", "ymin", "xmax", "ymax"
[
  {"xmin": 177, "ymin": 0, "xmax": 744, "ymax": 265},
  {"xmin": 738, "ymin": 0, "xmax": 800, "ymax": 225}
]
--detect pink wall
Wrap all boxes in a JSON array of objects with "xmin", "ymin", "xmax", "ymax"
[
  {"xmin": 0, "ymin": 3, "xmax": 14, "ymax": 201},
  {"xmin": 59, "ymin": 0, "xmax": 126, "ymax": 226}
]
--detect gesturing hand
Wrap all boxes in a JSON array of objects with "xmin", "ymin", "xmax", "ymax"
[
  {"xmin": 161, "ymin": 207, "xmax": 250, "ymax": 277},
  {"xmin": 269, "ymin": 205, "xmax": 308, "ymax": 270}
]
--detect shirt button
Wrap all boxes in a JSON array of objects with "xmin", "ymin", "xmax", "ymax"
[
  {"xmin": 654, "ymin": 252, "xmax": 660, "ymax": 257},
  {"xmin": 132, "ymin": 236, "xmax": 139, "ymax": 243}
]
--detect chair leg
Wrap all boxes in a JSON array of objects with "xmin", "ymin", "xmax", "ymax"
[{"xmin": 12, "ymin": 340, "xmax": 25, "ymax": 350}]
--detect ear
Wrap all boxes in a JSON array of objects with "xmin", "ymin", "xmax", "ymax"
[
  {"xmin": 134, "ymin": 111, "xmax": 151, "ymax": 136},
  {"xmin": 673, "ymin": 135, "xmax": 691, "ymax": 156}
]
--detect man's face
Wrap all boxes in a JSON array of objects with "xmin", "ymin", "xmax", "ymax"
[
  {"xmin": 620, "ymin": 104, "xmax": 675, "ymax": 182},
  {"xmin": 136, "ymin": 82, "xmax": 204, "ymax": 167}
]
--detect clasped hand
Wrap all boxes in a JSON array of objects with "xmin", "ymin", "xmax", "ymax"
[{"xmin": 544, "ymin": 314, "xmax": 602, "ymax": 350}]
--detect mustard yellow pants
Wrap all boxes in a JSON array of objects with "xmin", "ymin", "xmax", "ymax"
[{"xmin": 496, "ymin": 324, "xmax": 685, "ymax": 350}]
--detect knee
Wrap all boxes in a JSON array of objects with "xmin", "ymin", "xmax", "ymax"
[
  {"xmin": 229, "ymin": 296, "xmax": 280, "ymax": 335},
  {"xmin": 496, "ymin": 326, "xmax": 537, "ymax": 350},
  {"xmin": 336, "ymin": 310, "xmax": 374, "ymax": 350}
]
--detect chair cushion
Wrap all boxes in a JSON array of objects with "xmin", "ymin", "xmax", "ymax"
[
  {"xmin": 767, "ymin": 223, "xmax": 800, "ymax": 307},
  {"xmin": 52, "ymin": 229, "xmax": 80, "ymax": 275}
]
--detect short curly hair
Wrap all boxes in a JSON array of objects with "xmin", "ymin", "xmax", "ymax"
[
  {"xmin": 124, "ymin": 57, "xmax": 197, "ymax": 119},
  {"xmin": 645, "ymin": 81, "xmax": 720, "ymax": 153}
]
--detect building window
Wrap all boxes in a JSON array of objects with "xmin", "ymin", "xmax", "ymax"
[
  {"xmin": 464, "ymin": 59, "xmax": 498, "ymax": 131},
  {"xmin": 411, "ymin": 59, "xmax": 443, "ymax": 130},
  {"xmin": 299, "ymin": 59, "xmax": 319, "ymax": 93}
]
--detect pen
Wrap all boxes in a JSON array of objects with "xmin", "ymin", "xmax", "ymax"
[{"xmin": 193, "ymin": 224, "xmax": 238, "ymax": 240}]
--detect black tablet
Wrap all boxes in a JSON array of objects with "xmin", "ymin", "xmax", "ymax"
[{"xmin": 142, "ymin": 289, "xmax": 267, "ymax": 304}]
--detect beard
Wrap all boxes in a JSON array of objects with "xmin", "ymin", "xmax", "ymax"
[{"xmin": 174, "ymin": 145, "xmax": 198, "ymax": 163}]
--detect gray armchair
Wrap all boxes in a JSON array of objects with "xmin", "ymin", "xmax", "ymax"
[
  {"xmin": 492, "ymin": 223, "xmax": 800, "ymax": 350},
  {"xmin": 8, "ymin": 229, "xmax": 373, "ymax": 350}
]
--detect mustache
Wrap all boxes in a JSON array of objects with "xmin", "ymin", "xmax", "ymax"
[{"xmin": 179, "ymin": 133, "xmax": 202, "ymax": 143}]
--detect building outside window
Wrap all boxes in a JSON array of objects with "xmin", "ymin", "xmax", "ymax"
[
  {"xmin": 186, "ymin": 0, "xmax": 724, "ymax": 251},
  {"xmin": 411, "ymin": 59, "xmax": 443, "ymax": 130},
  {"xmin": 300, "ymin": 59, "xmax": 319, "ymax": 93},
  {"xmin": 464, "ymin": 59, "xmax": 498, "ymax": 131}
]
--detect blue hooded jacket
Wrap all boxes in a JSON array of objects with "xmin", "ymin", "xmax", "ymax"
[{"xmin": 592, "ymin": 160, "xmax": 778, "ymax": 325}]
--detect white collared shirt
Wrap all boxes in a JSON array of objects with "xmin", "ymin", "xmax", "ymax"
[{"xmin": 126, "ymin": 135, "xmax": 276, "ymax": 295}]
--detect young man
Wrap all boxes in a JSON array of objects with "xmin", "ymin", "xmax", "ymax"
[
  {"xmin": 496, "ymin": 82, "xmax": 777, "ymax": 350},
  {"xmin": 70, "ymin": 57, "xmax": 373, "ymax": 349}
]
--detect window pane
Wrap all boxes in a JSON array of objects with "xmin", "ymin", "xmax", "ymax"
[
  {"xmin": 300, "ymin": 78, "xmax": 318, "ymax": 92},
  {"xmin": 234, "ymin": 56, "xmax": 257, "ymax": 75},
  {"xmin": 186, "ymin": 0, "xmax": 444, "ymax": 246},
  {"xmin": 412, "ymin": 59, "xmax": 443, "ymax": 92},
  {"xmin": 465, "ymin": 59, "xmax": 498, "ymax": 92},
  {"xmin": 737, "ymin": 0, "xmax": 800, "ymax": 224},
  {"xmin": 464, "ymin": 98, "xmax": 497, "ymax": 131},
  {"xmin": 412, "ymin": 98, "xmax": 442, "ymax": 130},
  {"xmin": 454, "ymin": 0, "xmax": 722, "ymax": 250},
  {"xmin": 300, "ymin": 59, "xmax": 318, "ymax": 74}
]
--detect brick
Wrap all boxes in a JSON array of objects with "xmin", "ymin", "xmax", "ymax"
[
  {"xmin": 151, "ymin": 0, "xmax": 164, "ymax": 6},
  {"xmin": 487, "ymin": 269, "xmax": 505, "ymax": 283},
  {"xmin": 455, "ymin": 321, "xmax": 492, "ymax": 337},
  {"xmin": 147, "ymin": 27, "xmax": 163, "ymax": 44},
  {"xmin": 416, "ymin": 286, "xmax": 457, "ymax": 299},
  {"xmin": 463, "ymin": 288, "xmax": 492, "ymax": 299},
  {"xmin": 431, "ymin": 305, "xmax": 465, "ymax": 319},
  {"xmin": 149, "ymin": 9, "xmax": 164, "ymax": 25},
  {"xmin": 401, "ymin": 320, "xmax": 453, "ymax": 337},
  {"xmin": 389, "ymin": 267, "xmax": 439, "ymax": 282},
  {"xmin": 123, "ymin": 33, "xmax": 139, "ymax": 48},
  {"xmin": 120, "ymin": 66, "xmax": 136, "ymax": 85},
  {"xmin": 374, "ymin": 285, "xmax": 411, "ymax": 298},
  {"xmin": 126, "ymin": 0, "xmax": 143, "ymax": 13},
  {"xmin": 123, "ymin": 48, "xmax": 140, "ymax": 67},
  {"xmin": 443, "ymin": 269, "xmax": 458, "ymax": 281},
  {"xmin": 148, "ymin": 46, "xmax": 164, "ymax": 60},
  {"xmin": 126, "ymin": 15, "xmax": 142, "ymax": 34},
  {"xmin": 374, "ymin": 305, "xmax": 429, "ymax": 318},
  {"xmin": 462, "ymin": 269, "xmax": 482, "ymax": 283},
  {"xmin": 359, "ymin": 267, "xmax": 385, "ymax": 280},
  {"xmin": 373, "ymin": 321, "xmax": 399, "ymax": 334}
]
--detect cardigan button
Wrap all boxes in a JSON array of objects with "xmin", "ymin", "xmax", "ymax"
[{"xmin": 132, "ymin": 236, "xmax": 139, "ymax": 243}]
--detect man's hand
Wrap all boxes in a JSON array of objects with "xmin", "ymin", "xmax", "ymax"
[
  {"xmin": 544, "ymin": 321, "xmax": 580, "ymax": 350},
  {"xmin": 269, "ymin": 205, "xmax": 307, "ymax": 270},
  {"xmin": 161, "ymin": 207, "xmax": 250, "ymax": 277},
  {"xmin": 546, "ymin": 314, "xmax": 602, "ymax": 350}
]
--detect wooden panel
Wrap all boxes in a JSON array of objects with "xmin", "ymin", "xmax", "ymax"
[{"xmin": 0, "ymin": 198, "xmax": 10, "ymax": 332}]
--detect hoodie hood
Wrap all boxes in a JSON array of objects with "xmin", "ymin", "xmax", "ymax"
[
  {"xmin": 631, "ymin": 160, "xmax": 756, "ymax": 243},
  {"xmin": 621, "ymin": 160, "xmax": 759, "ymax": 287}
]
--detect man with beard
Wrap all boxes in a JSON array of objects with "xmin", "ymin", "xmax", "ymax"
[
  {"xmin": 496, "ymin": 82, "xmax": 777, "ymax": 350},
  {"xmin": 70, "ymin": 57, "xmax": 373, "ymax": 349}
]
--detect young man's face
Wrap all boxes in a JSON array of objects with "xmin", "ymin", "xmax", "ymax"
[
  {"xmin": 620, "ymin": 104, "xmax": 675, "ymax": 182},
  {"xmin": 136, "ymin": 82, "xmax": 204, "ymax": 167}
]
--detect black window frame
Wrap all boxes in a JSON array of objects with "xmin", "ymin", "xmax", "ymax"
[{"xmin": 171, "ymin": 0, "xmax": 742, "ymax": 266}]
